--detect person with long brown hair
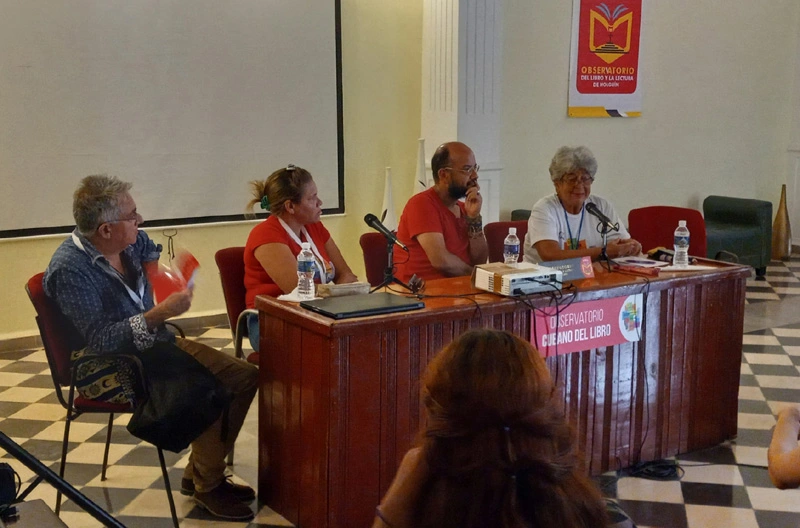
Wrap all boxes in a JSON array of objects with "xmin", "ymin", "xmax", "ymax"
[{"xmin": 373, "ymin": 329, "xmax": 618, "ymax": 528}]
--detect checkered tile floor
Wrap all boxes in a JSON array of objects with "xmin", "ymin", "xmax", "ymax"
[
  {"xmin": 2, "ymin": 257, "xmax": 800, "ymax": 527},
  {"xmin": 745, "ymin": 255, "xmax": 800, "ymax": 303},
  {"xmin": 0, "ymin": 328, "xmax": 291, "ymax": 528}
]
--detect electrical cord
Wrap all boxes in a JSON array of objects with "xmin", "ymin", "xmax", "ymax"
[
  {"xmin": 387, "ymin": 285, "xmax": 486, "ymax": 319},
  {"xmin": 618, "ymin": 459, "xmax": 685, "ymax": 481},
  {"xmin": 516, "ymin": 281, "xmax": 579, "ymax": 389}
]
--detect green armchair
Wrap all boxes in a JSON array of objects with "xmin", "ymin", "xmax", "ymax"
[
  {"xmin": 703, "ymin": 195, "xmax": 772, "ymax": 278},
  {"xmin": 511, "ymin": 209, "xmax": 532, "ymax": 221}
]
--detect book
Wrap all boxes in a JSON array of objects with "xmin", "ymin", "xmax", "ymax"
[
  {"xmin": 149, "ymin": 250, "xmax": 200, "ymax": 303},
  {"xmin": 613, "ymin": 264, "xmax": 660, "ymax": 277}
]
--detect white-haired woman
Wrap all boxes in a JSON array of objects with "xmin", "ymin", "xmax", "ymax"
[{"xmin": 523, "ymin": 146, "xmax": 641, "ymax": 263}]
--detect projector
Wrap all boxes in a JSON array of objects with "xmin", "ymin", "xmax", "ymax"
[{"xmin": 472, "ymin": 262, "xmax": 563, "ymax": 296}]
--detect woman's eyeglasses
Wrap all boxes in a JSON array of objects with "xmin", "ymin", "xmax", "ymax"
[{"xmin": 560, "ymin": 173, "xmax": 594, "ymax": 185}]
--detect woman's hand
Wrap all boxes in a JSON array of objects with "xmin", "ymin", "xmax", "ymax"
[
  {"xmin": 336, "ymin": 271, "xmax": 359, "ymax": 284},
  {"xmin": 373, "ymin": 448, "xmax": 428, "ymax": 528},
  {"xmin": 769, "ymin": 405, "xmax": 800, "ymax": 489},
  {"xmin": 607, "ymin": 238, "xmax": 642, "ymax": 258},
  {"xmin": 325, "ymin": 238, "xmax": 359, "ymax": 286}
]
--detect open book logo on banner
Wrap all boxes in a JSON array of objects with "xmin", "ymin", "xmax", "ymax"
[{"xmin": 589, "ymin": 4, "xmax": 633, "ymax": 64}]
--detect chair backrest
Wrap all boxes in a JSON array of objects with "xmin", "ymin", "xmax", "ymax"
[
  {"xmin": 627, "ymin": 206, "xmax": 707, "ymax": 257},
  {"xmin": 510, "ymin": 209, "xmax": 531, "ymax": 222},
  {"xmin": 360, "ymin": 232, "xmax": 389, "ymax": 287},
  {"xmin": 214, "ymin": 247, "xmax": 248, "ymax": 334},
  {"xmin": 25, "ymin": 272, "xmax": 80, "ymax": 388},
  {"xmin": 484, "ymin": 220, "xmax": 529, "ymax": 263}
]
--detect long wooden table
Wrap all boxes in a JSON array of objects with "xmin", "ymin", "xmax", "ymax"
[{"xmin": 256, "ymin": 262, "xmax": 750, "ymax": 528}]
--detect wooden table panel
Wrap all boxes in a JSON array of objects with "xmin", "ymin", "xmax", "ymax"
[{"xmin": 257, "ymin": 263, "xmax": 749, "ymax": 527}]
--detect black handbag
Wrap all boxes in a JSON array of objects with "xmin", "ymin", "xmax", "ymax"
[
  {"xmin": 0, "ymin": 463, "xmax": 19, "ymax": 509},
  {"xmin": 127, "ymin": 342, "xmax": 232, "ymax": 453}
]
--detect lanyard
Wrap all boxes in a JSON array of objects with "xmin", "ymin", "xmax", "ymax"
[
  {"xmin": 277, "ymin": 217, "xmax": 329, "ymax": 284},
  {"xmin": 72, "ymin": 233, "xmax": 146, "ymax": 310},
  {"xmin": 560, "ymin": 201, "xmax": 585, "ymax": 250}
]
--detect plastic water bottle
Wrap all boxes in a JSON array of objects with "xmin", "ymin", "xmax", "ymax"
[
  {"xmin": 297, "ymin": 242, "xmax": 316, "ymax": 300},
  {"xmin": 503, "ymin": 227, "xmax": 520, "ymax": 264},
  {"xmin": 673, "ymin": 220, "xmax": 690, "ymax": 268}
]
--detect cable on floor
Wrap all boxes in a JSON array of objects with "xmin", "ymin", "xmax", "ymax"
[{"xmin": 617, "ymin": 459, "xmax": 685, "ymax": 481}]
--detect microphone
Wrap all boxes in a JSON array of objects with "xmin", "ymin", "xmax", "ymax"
[
  {"xmin": 364, "ymin": 213, "xmax": 409, "ymax": 251},
  {"xmin": 584, "ymin": 202, "xmax": 619, "ymax": 232}
]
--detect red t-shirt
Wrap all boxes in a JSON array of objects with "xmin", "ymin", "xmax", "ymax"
[
  {"xmin": 394, "ymin": 188, "xmax": 470, "ymax": 282},
  {"xmin": 244, "ymin": 215, "xmax": 332, "ymax": 308}
]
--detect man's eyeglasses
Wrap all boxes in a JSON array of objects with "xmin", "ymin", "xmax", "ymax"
[
  {"xmin": 560, "ymin": 173, "xmax": 594, "ymax": 185},
  {"xmin": 107, "ymin": 211, "xmax": 141, "ymax": 224},
  {"xmin": 444, "ymin": 164, "xmax": 480, "ymax": 175}
]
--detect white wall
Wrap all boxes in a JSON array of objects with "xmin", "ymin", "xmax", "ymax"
[
  {"xmin": 3, "ymin": 0, "xmax": 800, "ymax": 339},
  {"xmin": 501, "ymin": 1, "xmax": 799, "ymax": 221},
  {"xmin": 0, "ymin": 0, "xmax": 423, "ymax": 340}
]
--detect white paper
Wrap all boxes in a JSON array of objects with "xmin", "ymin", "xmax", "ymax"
[
  {"xmin": 278, "ymin": 287, "xmax": 321, "ymax": 302},
  {"xmin": 614, "ymin": 256, "xmax": 669, "ymax": 268},
  {"xmin": 660, "ymin": 264, "xmax": 717, "ymax": 272}
]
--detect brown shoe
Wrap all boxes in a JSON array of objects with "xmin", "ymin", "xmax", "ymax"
[
  {"xmin": 182, "ymin": 476, "xmax": 256, "ymax": 503},
  {"xmin": 193, "ymin": 485, "xmax": 255, "ymax": 521}
]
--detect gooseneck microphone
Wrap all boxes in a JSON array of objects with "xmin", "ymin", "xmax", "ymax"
[
  {"xmin": 364, "ymin": 213, "xmax": 409, "ymax": 251},
  {"xmin": 584, "ymin": 202, "xmax": 619, "ymax": 232}
]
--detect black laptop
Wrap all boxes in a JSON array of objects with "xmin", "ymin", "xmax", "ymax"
[{"xmin": 299, "ymin": 292, "xmax": 424, "ymax": 320}]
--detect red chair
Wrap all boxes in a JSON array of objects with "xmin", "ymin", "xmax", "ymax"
[
  {"xmin": 627, "ymin": 206, "xmax": 707, "ymax": 257},
  {"xmin": 215, "ymin": 246, "xmax": 261, "ymax": 467},
  {"xmin": 25, "ymin": 273, "xmax": 179, "ymax": 527},
  {"xmin": 484, "ymin": 220, "xmax": 529, "ymax": 263},
  {"xmin": 214, "ymin": 247, "xmax": 259, "ymax": 366},
  {"xmin": 360, "ymin": 232, "xmax": 390, "ymax": 287}
]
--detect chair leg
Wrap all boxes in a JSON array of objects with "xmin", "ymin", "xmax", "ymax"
[
  {"xmin": 227, "ymin": 445, "xmax": 235, "ymax": 466},
  {"xmin": 157, "ymin": 448, "xmax": 180, "ymax": 528},
  {"xmin": 101, "ymin": 413, "xmax": 114, "ymax": 481},
  {"xmin": 56, "ymin": 414, "xmax": 73, "ymax": 515}
]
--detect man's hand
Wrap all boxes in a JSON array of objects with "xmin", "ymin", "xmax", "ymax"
[
  {"xmin": 160, "ymin": 288, "xmax": 194, "ymax": 318},
  {"xmin": 417, "ymin": 232, "xmax": 475, "ymax": 277},
  {"xmin": 144, "ymin": 287, "xmax": 193, "ymax": 330},
  {"xmin": 464, "ymin": 182, "xmax": 482, "ymax": 219}
]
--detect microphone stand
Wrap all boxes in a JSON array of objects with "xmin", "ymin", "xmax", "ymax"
[
  {"xmin": 0, "ymin": 432, "xmax": 125, "ymax": 527},
  {"xmin": 596, "ymin": 222, "xmax": 618, "ymax": 272},
  {"xmin": 371, "ymin": 239, "xmax": 414, "ymax": 293}
]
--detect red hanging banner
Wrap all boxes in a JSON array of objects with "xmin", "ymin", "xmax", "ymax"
[{"xmin": 569, "ymin": 0, "xmax": 644, "ymax": 117}]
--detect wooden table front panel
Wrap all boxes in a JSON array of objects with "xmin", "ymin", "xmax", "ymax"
[{"xmin": 256, "ymin": 267, "xmax": 748, "ymax": 528}]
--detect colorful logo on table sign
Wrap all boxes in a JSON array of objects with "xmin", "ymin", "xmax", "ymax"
[{"xmin": 618, "ymin": 294, "xmax": 642, "ymax": 340}]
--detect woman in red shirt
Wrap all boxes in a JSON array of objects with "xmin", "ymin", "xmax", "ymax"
[{"xmin": 244, "ymin": 165, "xmax": 358, "ymax": 349}]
